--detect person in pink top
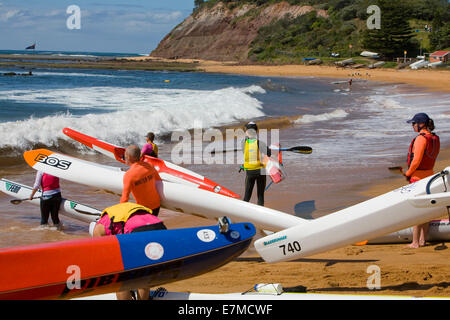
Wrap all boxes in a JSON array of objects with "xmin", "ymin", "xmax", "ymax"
[
  {"xmin": 140, "ymin": 132, "xmax": 158, "ymax": 158},
  {"xmin": 29, "ymin": 171, "xmax": 62, "ymax": 229},
  {"xmin": 92, "ymin": 202, "xmax": 166, "ymax": 300}
]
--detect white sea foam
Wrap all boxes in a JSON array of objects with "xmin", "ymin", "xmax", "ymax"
[
  {"xmin": 294, "ymin": 109, "xmax": 348, "ymax": 124},
  {"xmin": 0, "ymin": 86, "xmax": 266, "ymax": 150}
]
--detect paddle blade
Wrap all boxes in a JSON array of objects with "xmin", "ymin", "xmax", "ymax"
[
  {"xmin": 388, "ymin": 166, "xmax": 403, "ymax": 174},
  {"xmin": 289, "ymin": 146, "xmax": 312, "ymax": 154}
]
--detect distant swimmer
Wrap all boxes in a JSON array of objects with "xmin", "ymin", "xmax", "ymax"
[
  {"xmin": 141, "ymin": 132, "xmax": 158, "ymax": 158},
  {"xmin": 404, "ymin": 113, "xmax": 440, "ymax": 248}
]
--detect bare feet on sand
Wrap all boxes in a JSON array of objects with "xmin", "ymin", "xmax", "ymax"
[{"xmin": 406, "ymin": 242, "xmax": 426, "ymax": 248}]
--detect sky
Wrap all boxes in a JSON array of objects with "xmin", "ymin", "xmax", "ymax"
[{"xmin": 0, "ymin": 0, "xmax": 195, "ymax": 54}]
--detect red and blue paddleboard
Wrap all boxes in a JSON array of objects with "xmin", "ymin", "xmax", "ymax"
[
  {"xmin": 62, "ymin": 128, "xmax": 239, "ymax": 198},
  {"xmin": 0, "ymin": 222, "xmax": 255, "ymax": 300}
]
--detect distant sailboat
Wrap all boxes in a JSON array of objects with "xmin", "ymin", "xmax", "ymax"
[{"xmin": 25, "ymin": 43, "xmax": 36, "ymax": 50}]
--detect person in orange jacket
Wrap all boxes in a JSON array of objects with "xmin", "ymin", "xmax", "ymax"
[
  {"xmin": 121, "ymin": 145, "xmax": 162, "ymax": 217},
  {"xmin": 404, "ymin": 113, "xmax": 440, "ymax": 248}
]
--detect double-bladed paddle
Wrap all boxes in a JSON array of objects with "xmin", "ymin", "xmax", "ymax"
[{"xmin": 210, "ymin": 145, "xmax": 312, "ymax": 154}]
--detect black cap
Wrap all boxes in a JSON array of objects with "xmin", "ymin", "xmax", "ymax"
[
  {"xmin": 245, "ymin": 122, "xmax": 258, "ymax": 131},
  {"xmin": 407, "ymin": 113, "xmax": 430, "ymax": 124}
]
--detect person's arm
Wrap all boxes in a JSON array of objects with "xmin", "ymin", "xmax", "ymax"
[
  {"xmin": 258, "ymin": 140, "xmax": 271, "ymax": 158},
  {"xmin": 120, "ymin": 172, "xmax": 131, "ymax": 203},
  {"xmin": 405, "ymin": 135, "xmax": 427, "ymax": 179},
  {"xmin": 29, "ymin": 171, "xmax": 43, "ymax": 200},
  {"xmin": 240, "ymin": 138, "xmax": 246, "ymax": 154},
  {"xmin": 154, "ymin": 169, "xmax": 162, "ymax": 182},
  {"xmin": 92, "ymin": 223, "xmax": 106, "ymax": 237}
]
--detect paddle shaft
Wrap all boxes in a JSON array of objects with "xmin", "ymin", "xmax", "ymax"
[
  {"xmin": 211, "ymin": 145, "xmax": 312, "ymax": 154},
  {"xmin": 10, "ymin": 197, "xmax": 41, "ymax": 205}
]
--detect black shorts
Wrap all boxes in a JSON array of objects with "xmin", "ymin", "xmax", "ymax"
[
  {"xmin": 131, "ymin": 222, "xmax": 166, "ymax": 233},
  {"xmin": 151, "ymin": 206, "xmax": 160, "ymax": 217}
]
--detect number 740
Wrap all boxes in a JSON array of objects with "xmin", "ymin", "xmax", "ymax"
[{"xmin": 279, "ymin": 241, "xmax": 301, "ymax": 255}]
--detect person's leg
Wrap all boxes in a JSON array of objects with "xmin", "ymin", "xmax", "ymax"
[
  {"xmin": 407, "ymin": 225, "xmax": 420, "ymax": 248},
  {"xmin": 116, "ymin": 291, "xmax": 133, "ymax": 300},
  {"xmin": 137, "ymin": 288, "xmax": 149, "ymax": 300},
  {"xmin": 243, "ymin": 171, "xmax": 257, "ymax": 202},
  {"xmin": 418, "ymin": 222, "xmax": 429, "ymax": 247},
  {"xmin": 50, "ymin": 194, "xmax": 61, "ymax": 225},
  {"xmin": 40, "ymin": 198, "xmax": 50, "ymax": 225},
  {"xmin": 256, "ymin": 173, "xmax": 266, "ymax": 206}
]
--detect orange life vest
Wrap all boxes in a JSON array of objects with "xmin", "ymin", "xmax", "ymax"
[{"xmin": 407, "ymin": 132, "xmax": 440, "ymax": 170}]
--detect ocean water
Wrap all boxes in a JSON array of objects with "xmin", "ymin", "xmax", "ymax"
[{"xmin": 1, "ymin": 59, "xmax": 449, "ymax": 248}]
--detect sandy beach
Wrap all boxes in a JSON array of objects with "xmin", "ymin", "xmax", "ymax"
[
  {"xmin": 124, "ymin": 56, "xmax": 450, "ymax": 94},
  {"xmin": 200, "ymin": 63, "xmax": 450, "ymax": 94},
  {"xmin": 157, "ymin": 146, "xmax": 450, "ymax": 298}
]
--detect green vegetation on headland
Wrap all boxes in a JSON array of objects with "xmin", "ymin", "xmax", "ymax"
[{"xmin": 195, "ymin": 0, "xmax": 450, "ymax": 63}]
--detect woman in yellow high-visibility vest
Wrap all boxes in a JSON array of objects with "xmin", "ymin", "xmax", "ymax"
[{"xmin": 241, "ymin": 122, "xmax": 271, "ymax": 206}]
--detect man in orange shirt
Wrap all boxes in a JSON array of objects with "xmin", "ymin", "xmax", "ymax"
[
  {"xmin": 121, "ymin": 145, "xmax": 161, "ymax": 216},
  {"xmin": 404, "ymin": 113, "xmax": 440, "ymax": 248}
]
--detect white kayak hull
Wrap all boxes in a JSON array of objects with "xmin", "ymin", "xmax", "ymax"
[
  {"xmin": 23, "ymin": 149, "xmax": 306, "ymax": 232},
  {"xmin": 255, "ymin": 169, "xmax": 450, "ymax": 262},
  {"xmin": 0, "ymin": 178, "xmax": 101, "ymax": 223}
]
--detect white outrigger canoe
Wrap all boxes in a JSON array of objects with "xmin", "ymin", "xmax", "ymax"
[
  {"xmin": 255, "ymin": 169, "xmax": 450, "ymax": 263},
  {"xmin": 0, "ymin": 178, "xmax": 100, "ymax": 223},
  {"xmin": 367, "ymin": 219, "xmax": 450, "ymax": 244},
  {"xmin": 23, "ymin": 149, "xmax": 305, "ymax": 232}
]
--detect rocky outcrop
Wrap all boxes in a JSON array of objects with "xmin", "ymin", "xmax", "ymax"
[{"xmin": 150, "ymin": 1, "xmax": 327, "ymax": 62}]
